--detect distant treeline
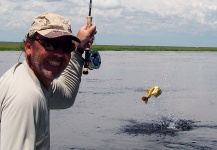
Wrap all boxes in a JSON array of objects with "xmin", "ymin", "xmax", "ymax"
[{"xmin": 1, "ymin": 42, "xmax": 217, "ymax": 51}]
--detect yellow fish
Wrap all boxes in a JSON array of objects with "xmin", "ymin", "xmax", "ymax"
[{"xmin": 141, "ymin": 86, "xmax": 162, "ymax": 104}]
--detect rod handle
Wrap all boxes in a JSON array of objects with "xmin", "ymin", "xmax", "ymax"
[
  {"xmin": 86, "ymin": 16, "xmax": 92, "ymax": 28},
  {"xmin": 83, "ymin": 16, "xmax": 93, "ymax": 74}
]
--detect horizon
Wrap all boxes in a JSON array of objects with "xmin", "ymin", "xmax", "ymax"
[{"xmin": 1, "ymin": 41, "xmax": 217, "ymax": 48}]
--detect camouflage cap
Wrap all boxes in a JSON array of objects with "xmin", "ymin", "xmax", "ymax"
[{"xmin": 27, "ymin": 13, "xmax": 80, "ymax": 43}]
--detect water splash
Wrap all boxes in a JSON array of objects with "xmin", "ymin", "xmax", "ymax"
[{"xmin": 121, "ymin": 117, "xmax": 195, "ymax": 136}]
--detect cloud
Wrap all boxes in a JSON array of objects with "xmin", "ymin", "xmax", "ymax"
[
  {"xmin": 1, "ymin": 0, "xmax": 217, "ymax": 46},
  {"xmin": 43, "ymin": 0, "xmax": 62, "ymax": 1},
  {"xmin": 2, "ymin": 0, "xmax": 217, "ymax": 32},
  {"xmin": 96, "ymin": 0, "xmax": 121, "ymax": 9},
  {"xmin": 0, "ymin": 0, "xmax": 81, "ymax": 27},
  {"xmin": 98, "ymin": 0, "xmax": 217, "ymax": 35}
]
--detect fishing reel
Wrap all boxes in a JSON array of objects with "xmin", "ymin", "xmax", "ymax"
[
  {"xmin": 88, "ymin": 50, "xmax": 101, "ymax": 69},
  {"xmin": 86, "ymin": 50, "xmax": 101, "ymax": 70},
  {"xmin": 83, "ymin": 49, "xmax": 101, "ymax": 74}
]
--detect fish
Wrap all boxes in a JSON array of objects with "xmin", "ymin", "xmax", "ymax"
[{"xmin": 141, "ymin": 86, "xmax": 162, "ymax": 104}]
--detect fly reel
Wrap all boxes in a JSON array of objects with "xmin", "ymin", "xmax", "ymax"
[
  {"xmin": 87, "ymin": 50, "xmax": 101, "ymax": 70},
  {"xmin": 83, "ymin": 50, "xmax": 101, "ymax": 75}
]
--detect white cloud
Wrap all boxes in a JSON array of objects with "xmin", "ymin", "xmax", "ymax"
[
  {"xmin": 115, "ymin": 0, "xmax": 217, "ymax": 34},
  {"xmin": 96, "ymin": 0, "xmax": 121, "ymax": 9},
  {"xmin": 1, "ymin": 0, "xmax": 217, "ymax": 46}
]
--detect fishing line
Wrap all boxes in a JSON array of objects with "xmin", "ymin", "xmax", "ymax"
[
  {"xmin": 17, "ymin": 51, "xmax": 24, "ymax": 63},
  {"xmin": 93, "ymin": 1, "xmax": 96, "ymax": 45},
  {"xmin": 93, "ymin": 1, "xmax": 96, "ymax": 25}
]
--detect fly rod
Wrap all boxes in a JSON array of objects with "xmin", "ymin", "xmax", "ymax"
[{"xmin": 83, "ymin": 0, "xmax": 101, "ymax": 75}]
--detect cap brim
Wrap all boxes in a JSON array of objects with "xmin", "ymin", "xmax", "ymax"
[{"xmin": 37, "ymin": 29, "xmax": 81, "ymax": 43}]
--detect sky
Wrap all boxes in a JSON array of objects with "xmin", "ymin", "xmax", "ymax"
[{"xmin": 1, "ymin": 0, "xmax": 217, "ymax": 47}]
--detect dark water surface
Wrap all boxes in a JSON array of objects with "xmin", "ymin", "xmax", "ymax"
[{"xmin": 1, "ymin": 51, "xmax": 217, "ymax": 150}]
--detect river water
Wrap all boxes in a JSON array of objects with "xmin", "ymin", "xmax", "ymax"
[{"xmin": 1, "ymin": 51, "xmax": 217, "ymax": 150}]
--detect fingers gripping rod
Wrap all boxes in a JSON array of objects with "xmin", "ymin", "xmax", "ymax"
[{"xmin": 83, "ymin": 0, "xmax": 93, "ymax": 74}]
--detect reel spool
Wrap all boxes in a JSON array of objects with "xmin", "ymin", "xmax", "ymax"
[{"xmin": 87, "ymin": 50, "xmax": 101, "ymax": 70}]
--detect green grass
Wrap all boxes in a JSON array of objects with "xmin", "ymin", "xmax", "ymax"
[
  {"xmin": 1, "ymin": 42, "xmax": 217, "ymax": 51},
  {"xmin": 0, "ymin": 42, "xmax": 23, "ymax": 51},
  {"xmin": 91, "ymin": 45, "xmax": 217, "ymax": 51}
]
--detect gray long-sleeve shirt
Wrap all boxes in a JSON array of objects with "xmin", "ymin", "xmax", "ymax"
[{"xmin": 0, "ymin": 53, "xmax": 84, "ymax": 150}]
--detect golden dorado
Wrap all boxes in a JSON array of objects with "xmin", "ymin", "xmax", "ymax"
[{"xmin": 141, "ymin": 86, "xmax": 162, "ymax": 104}]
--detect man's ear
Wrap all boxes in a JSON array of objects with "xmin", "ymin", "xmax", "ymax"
[{"xmin": 25, "ymin": 39, "xmax": 32, "ymax": 56}]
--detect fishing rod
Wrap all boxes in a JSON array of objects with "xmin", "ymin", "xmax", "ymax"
[{"xmin": 83, "ymin": 0, "xmax": 101, "ymax": 75}]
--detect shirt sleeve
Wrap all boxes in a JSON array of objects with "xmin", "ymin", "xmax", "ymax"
[{"xmin": 49, "ymin": 52, "xmax": 84, "ymax": 109}]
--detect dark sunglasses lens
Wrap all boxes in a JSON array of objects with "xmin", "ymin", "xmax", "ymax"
[
  {"xmin": 62, "ymin": 43, "xmax": 75, "ymax": 54},
  {"xmin": 36, "ymin": 38, "xmax": 75, "ymax": 53},
  {"xmin": 39, "ymin": 40, "xmax": 55, "ymax": 51}
]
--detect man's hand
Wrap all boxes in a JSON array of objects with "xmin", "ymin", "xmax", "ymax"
[{"xmin": 76, "ymin": 25, "xmax": 97, "ymax": 49}]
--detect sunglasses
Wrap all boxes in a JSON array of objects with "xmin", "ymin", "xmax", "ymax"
[{"xmin": 31, "ymin": 38, "xmax": 75, "ymax": 54}]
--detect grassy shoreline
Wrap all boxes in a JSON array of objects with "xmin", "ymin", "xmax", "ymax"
[
  {"xmin": 1, "ymin": 42, "xmax": 217, "ymax": 51},
  {"xmin": 0, "ymin": 42, "xmax": 23, "ymax": 51},
  {"xmin": 91, "ymin": 45, "xmax": 217, "ymax": 51}
]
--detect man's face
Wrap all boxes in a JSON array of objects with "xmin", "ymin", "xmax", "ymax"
[{"xmin": 25, "ymin": 34, "xmax": 74, "ymax": 88}]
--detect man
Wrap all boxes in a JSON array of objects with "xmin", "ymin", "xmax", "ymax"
[{"xmin": 0, "ymin": 13, "xmax": 96, "ymax": 150}]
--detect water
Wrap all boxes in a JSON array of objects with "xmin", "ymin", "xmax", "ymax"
[{"xmin": 1, "ymin": 51, "xmax": 217, "ymax": 150}]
